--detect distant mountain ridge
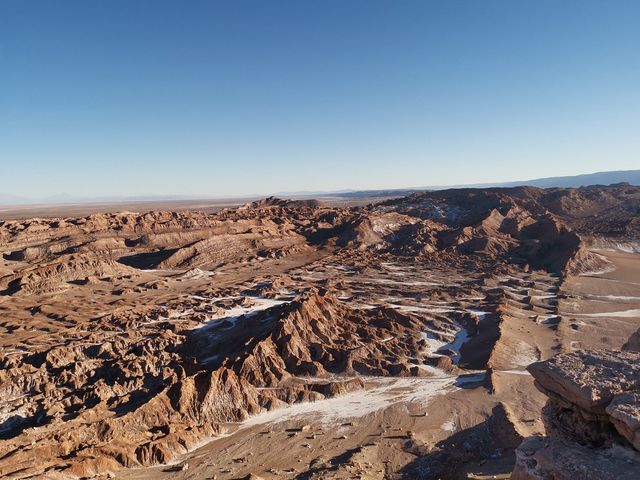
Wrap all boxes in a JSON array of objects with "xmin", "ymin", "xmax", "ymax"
[
  {"xmin": 313, "ymin": 170, "xmax": 640, "ymax": 199},
  {"xmin": 1, "ymin": 169, "xmax": 638, "ymax": 206},
  {"xmin": 492, "ymin": 169, "xmax": 640, "ymax": 189}
]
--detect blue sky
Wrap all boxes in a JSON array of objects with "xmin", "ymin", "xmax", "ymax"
[{"xmin": 1, "ymin": 1, "xmax": 639, "ymax": 199}]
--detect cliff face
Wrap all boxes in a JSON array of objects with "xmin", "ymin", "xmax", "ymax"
[{"xmin": 512, "ymin": 350, "xmax": 640, "ymax": 479}]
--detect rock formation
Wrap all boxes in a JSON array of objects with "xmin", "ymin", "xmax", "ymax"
[
  {"xmin": 512, "ymin": 350, "xmax": 640, "ymax": 479},
  {"xmin": 0, "ymin": 185, "xmax": 638, "ymax": 478}
]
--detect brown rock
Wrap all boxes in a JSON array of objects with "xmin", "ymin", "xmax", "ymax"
[{"xmin": 527, "ymin": 349, "xmax": 640, "ymax": 414}]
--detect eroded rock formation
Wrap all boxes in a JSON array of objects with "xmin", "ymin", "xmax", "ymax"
[
  {"xmin": 0, "ymin": 185, "xmax": 638, "ymax": 478},
  {"xmin": 512, "ymin": 350, "xmax": 640, "ymax": 479}
]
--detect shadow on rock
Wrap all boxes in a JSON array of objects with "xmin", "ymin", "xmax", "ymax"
[{"xmin": 400, "ymin": 403, "xmax": 525, "ymax": 480}]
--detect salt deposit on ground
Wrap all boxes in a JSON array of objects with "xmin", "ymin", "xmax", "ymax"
[
  {"xmin": 240, "ymin": 374, "xmax": 478, "ymax": 429},
  {"xmin": 196, "ymin": 297, "xmax": 289, "ymax": 330}
]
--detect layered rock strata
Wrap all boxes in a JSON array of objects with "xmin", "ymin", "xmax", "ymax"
[{"xmin": 512, "ymin": 350, "xmax": 640, "ymax": 479}]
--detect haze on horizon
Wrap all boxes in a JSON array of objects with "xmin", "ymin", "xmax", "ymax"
[{"xmin": 1, "ymin": 0, "xmax": 639, "ymax": 199}]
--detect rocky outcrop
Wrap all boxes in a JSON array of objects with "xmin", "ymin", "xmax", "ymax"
[
  {"xmin": 249, "ymin": 290, "xmax": 431, "ymax": 378},
  {"xmin": 623, "ymin": 328, "xmax": 640, "ymax": 352},
  {"xmin": 512, "ymin": 350, "xmax": 640, "ymax": 479},
  {"xmin": 566, "ymin": 244, "xmax": 613, "ymax": 276},
  {"xmin": 185, "ymin": 289, "xmax": 439, "ymax": 385},
  {"xmin": 0, "ymin": 291, "xmax": 372, "ymax": 478},
  {"xmin": 2, "ymin": 252, "xmax": 138, "ymax": 295},
  {"xmin": 380, "ymin": 191, "xmax": 584, "ymax": 274}
]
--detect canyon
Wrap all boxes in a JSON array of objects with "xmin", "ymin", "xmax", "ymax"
[{"xmin": 0, "ymin": 184, "xmax": 638, "ymax": 479}]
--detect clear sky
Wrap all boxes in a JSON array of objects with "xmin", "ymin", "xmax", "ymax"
[{"xmin": 1, "ymin": 1, "xmax": 639, "ymax": 199}]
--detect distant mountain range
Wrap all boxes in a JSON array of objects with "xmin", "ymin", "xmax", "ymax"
[
  {"xmin": 329, "ymin": 170, "xmax": 640, "ymax": 199},
  {"xmin": 2, "ymin": 170, "xmax": 639, "ymax": 206},
  {"xmin": 479, "ymin": 169, "xmax": 640, "ymax": 189}
]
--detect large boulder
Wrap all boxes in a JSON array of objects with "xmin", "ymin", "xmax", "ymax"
[
  {"xmin": 512, "ymin": 350, "xmax": 640, "ymax": 479},
  {"xmin": 528, "ymin": 350, "xmax": 640, "ymax": 446}
]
